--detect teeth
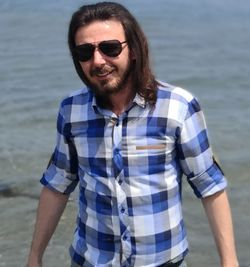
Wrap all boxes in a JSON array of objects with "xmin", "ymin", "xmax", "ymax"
[{"xmin": 97, "ymin": 73, "xmax": 109, "ymax": 77}]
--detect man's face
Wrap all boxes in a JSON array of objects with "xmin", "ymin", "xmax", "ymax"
[{"xmin": 74, "ymin": 20, "xmax": 132, "ymax": 96}]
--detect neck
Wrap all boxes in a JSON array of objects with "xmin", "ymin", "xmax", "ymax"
[
  {"xmin": 96, "ymin": 85, "xmax": 135, "ymax": 116},
  {"xmin": 110, "ymin": 88, "xmax": 135, "ymax": 115}
]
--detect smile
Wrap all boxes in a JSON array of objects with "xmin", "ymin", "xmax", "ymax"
[{"xmin": 93, "ymin": 69, "xmax": 115, "ymax": 79}]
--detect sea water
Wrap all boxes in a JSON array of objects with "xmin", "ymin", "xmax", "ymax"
[{"xmin": 0, "ymin": 0, "xmax": 249, "ymax": 266}]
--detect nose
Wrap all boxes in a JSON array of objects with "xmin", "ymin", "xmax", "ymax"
[{"xmin": 91, "ymin": 49, "xmax": 106, "ymax": 66}]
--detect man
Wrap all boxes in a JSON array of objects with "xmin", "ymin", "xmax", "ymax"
[{"xmin": 26, "ymin": 2, "xmax": 238, "ymax": 267}]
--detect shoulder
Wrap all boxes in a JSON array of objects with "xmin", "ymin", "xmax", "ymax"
[
  {"xmin": 155, "ymin": 81, "xmax": 203, "ymax": 122},
  {"xmin": 57, "ymin": 87, "xmax": 93, "ymax": 124},
  {"xmin": 157, "ymin": 81, "xmax": 195, "ymax": 104},
  {"xmin": 60, "ymin": 87, "xmax": 92, "ymax": 108}
]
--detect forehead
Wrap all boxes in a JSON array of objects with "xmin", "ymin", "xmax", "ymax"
[{"xmin": 75, "ymin": 20, "xmax": 125, "ymax": 45}]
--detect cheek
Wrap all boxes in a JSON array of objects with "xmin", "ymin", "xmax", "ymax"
[
  {"xmin": 79, "ymin": 62, "xmax": 91, "ymax": 78},
  {"xmin": 79, "ymin": 62, "xmax": 88, "ymax": 72}
]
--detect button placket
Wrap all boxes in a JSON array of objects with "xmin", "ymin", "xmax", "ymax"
[
  {"xmin": 121, "ymin": 228, "xmax": 132, "ymax": 262},
  {"xmin": 111, "ymin": 116, "xmax": 132, "ymax": 260}
]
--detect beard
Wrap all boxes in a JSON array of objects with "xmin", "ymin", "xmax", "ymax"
[{"xmin": 85, "ymin": 61, "xmax": 133, "ymax": 98}]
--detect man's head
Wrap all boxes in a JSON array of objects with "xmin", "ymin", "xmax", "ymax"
[{"xmin": 68, "ymin": 2, "xmax": 158, "ymax": 104}]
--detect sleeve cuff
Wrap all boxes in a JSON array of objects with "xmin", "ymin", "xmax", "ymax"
[
  {"xmin": 40, "ymin": 163, "xmax": 79, "ymax": 195},
  {"xmin": 188, "ymin": 161, "xmax": 228, "ymax": 198}
]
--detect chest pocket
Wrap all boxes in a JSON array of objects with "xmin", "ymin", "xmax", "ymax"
[{"xmin": 122, "ymin": 135, "xmax": 176, "ymax": 176}]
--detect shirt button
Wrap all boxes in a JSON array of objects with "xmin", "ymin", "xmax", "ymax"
[
  {"xmin": 121, "ymin": 207, "xmax": 125, "ymax": 213},
  {"xmin": 122, "ymin": 235, "xmax": 127, "ymax": 241}
]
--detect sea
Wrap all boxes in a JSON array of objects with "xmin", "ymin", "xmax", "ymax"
[{"xmin": 0, "ymin": 0, "xmax": 249, "ymax": 266}]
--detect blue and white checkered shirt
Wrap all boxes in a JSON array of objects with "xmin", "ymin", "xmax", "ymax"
[{"xmin": 41, "ymin": 82, "xmax": 227, "ymax": 267}]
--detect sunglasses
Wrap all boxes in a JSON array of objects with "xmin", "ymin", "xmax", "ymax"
[{"xmin": 74, "ymin": 40, "xmax": 127, "ymax": 62}]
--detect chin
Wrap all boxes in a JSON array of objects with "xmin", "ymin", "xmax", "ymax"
[
  {"xmin": 87, "ymin": 73, "xmax": 129, "ymax": 96},
  {"xmin": 96, "ymin": 80, "xmax": 122, "ymax": 94}
]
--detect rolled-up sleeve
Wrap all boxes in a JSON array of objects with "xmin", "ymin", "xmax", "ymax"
[
  {"xmin": 40, "ymin": 101, "xmax": 79, "ymax": 194},
  {"xmin": 177, "ymin": 97, "xmax": 227, "ymax": 198}
]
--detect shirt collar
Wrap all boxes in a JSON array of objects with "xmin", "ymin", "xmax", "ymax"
[
  {"xmin": 132, "ymin": 93, "xmax": 146, "ymax": 108},
  {"xmin": 91, "ymin": 92, "xmax": 146, "ymax": 110},
  {"xmin": 89, "ymin": 91, "xmax": 146, "ymax": 113}
]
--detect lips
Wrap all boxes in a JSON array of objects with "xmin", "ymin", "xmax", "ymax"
[
  {"xmin": 91, "ymin": 67, "xmax": 115, "ymax": 79},
  {"xmin": 96, "ymin": 70, "xmax": 113, "ymax": 78}
]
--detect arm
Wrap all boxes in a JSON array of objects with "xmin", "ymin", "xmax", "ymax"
[
  {"xmin": 175, "ymin": 92, "xmax": 238, "ymax": 265},
  {"xmin": 202, "ymin": 190, "xmax": 239, "ymax": 267},
  {"xmin": 26, "ymin": 186, "xmax": 69, "ymax": 267}
]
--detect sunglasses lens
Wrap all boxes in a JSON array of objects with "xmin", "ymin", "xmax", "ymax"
[
  {"xmin": 75, "ymin": 43, "xmax": 95, "ymax": 62},
  {"xmin": 99, "ymin": 40, "xmax": 122, "ymax": 57}
]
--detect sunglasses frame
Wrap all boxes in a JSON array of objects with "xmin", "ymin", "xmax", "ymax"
[{"xmin": 74, "ymin": 40, "xmax": 127, "ymax": 62}]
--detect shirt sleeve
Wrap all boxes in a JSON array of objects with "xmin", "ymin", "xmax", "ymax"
[
  {"xmin": 177, "ymin": 96, "xmax": 227, "ymax": 198},
  {"xmin": 40, "ymin": 101, "xmax": 79, "ymax": 194}
]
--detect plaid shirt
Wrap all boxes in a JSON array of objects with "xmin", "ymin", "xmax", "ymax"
[{"xmin": 41, "ymin": 82, "xmax": 227, "ymax": 267}]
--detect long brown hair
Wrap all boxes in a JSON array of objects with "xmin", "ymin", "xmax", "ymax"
[{"xmin": 68, "ymin": 2, "xmax": 159, "ymax": 105}]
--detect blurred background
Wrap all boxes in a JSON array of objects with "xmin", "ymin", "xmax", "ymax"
[{"xmin": 0, "ymin": 0, "xmax": 249, "ymax": 266}]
